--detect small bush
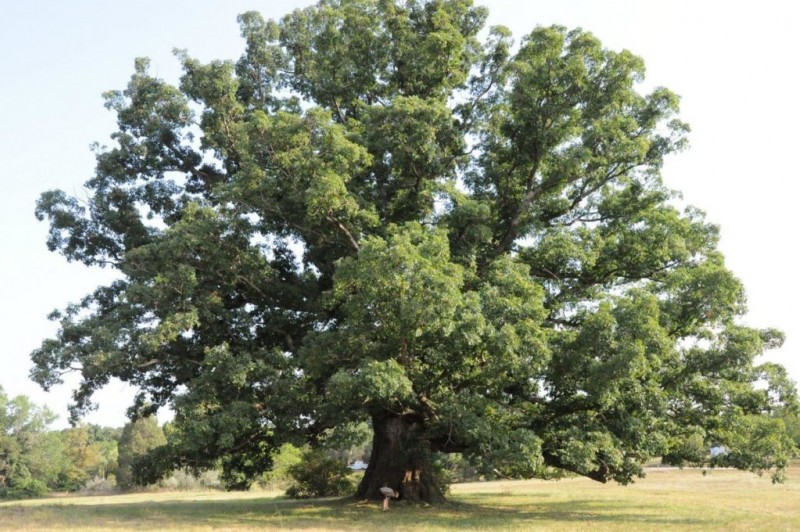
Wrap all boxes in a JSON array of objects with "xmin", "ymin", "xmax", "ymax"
[
  {"xmin": 198, "ymin": 470, "xmax": 222, "ymax": 489},
  {"xmin": 159, "ymin": 469, "xmax": 222, "ymax": 491},
  {"xmin": 160, "ymin": 470, "xmax": 199, "ymax": 491},
  {"xmin": 285, "ymin": 449, "xmax": 354, "ymax": 498},
  {"xmin": 80, "ymin": 476, "xmax": 116, "ymax": 494}
]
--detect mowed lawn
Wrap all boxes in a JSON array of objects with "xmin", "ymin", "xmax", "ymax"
[{"xmin": 2, "ymin": 466, "xmax": 799, "ymax": 531}]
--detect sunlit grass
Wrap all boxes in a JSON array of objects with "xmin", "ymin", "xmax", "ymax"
[{"xmin": 2, "ymin": 466, "xmax": 798, "ymax": 530}]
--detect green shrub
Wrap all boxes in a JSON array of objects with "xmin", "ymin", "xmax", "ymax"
[
  {"xmin": 285, "ymin": 449, "xmax": 354, "ymax": 499},
  {"xmin": 258, "ymin": 443, "xmax": 304, "ymax": 490},
  {"xmin": 1, "ymin": 477, "xmax": 48, "ymax": 499}
]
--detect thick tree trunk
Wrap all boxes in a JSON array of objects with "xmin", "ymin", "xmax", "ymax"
[{"xmin": 356, "ymin": 411, "xmax": 445, "ymax": 503}]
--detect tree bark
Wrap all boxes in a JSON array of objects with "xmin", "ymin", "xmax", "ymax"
[{"xmin": 356, "ymin": 411, "xmax": 446, "ymax": 503}]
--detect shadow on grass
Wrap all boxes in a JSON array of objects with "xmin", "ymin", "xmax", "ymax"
[{"xmin": 4, "ymin": 493, "xmax": 711, "ymax": 530}]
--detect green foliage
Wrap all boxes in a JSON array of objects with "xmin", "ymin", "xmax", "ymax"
[
  {"xmin": 258, "ymin": 443, "xmax": 304, "ymax": 489},
  {"xmin": 31, "ymin": 0, "xmax": 798, "ymax": 500},
  {"xmin": 117, "ymin": 417, "xmax": 167, "ymax": 490},
  {"xmin": 776, "ymin": 407, "xmax": 800, "ymax": 451},
  {"xmin": 285, "ymin": 449, "xmax": 355, "ymax": 499},
  {"xmin": 46, "ymin": 424, "xmax": 121, "ymax": 492},
  {"xmin": 25, "ymin": 431, "xmax": 70, "ymax": 491},
  {"xmin": 321, "ymin": 421, "xmax": 372, "ymax": 465},
  {"xmin": 0, "ymin": 389, "xmax": 130, "ymax": 497},
  {"xmin": 437, "ymin": 453, "xmax": 478, "ymax": 483},
  {"xmin": 0, "ymin": 387, "xmax": 58, "ymax": 498},
  {"xmin": 55, "ymin": 426, "xmax": 106, "ymax": 490},
  {"xmin": 0, "ymin": 476, "xmax": 48, "ymax": 499},
  {"xmin": 712, "ymin": 415, "xmax": 796, "ymax": 483}
]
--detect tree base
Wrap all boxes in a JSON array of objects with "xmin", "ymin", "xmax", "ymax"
[{"xmin": 355, "ymin": 412, "xmax": 447, "ymax": 504}]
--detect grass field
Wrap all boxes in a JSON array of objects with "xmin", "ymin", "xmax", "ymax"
[{"xmin": 2, "ymin": 466, "xmax": 798, "ymax": 531}]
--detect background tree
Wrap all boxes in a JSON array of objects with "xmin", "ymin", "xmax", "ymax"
[
  {"xmin": 0, "ymin": 387, "xmax": 56, "ymax": 498},
  {"xmin": 32, "ymin": 0, "xmax": 797, "ymax": 502},
  {"xmin": 117, "ymin": 417, "xmax": 166, "ymax": 490},
  {"xmin": 54, "ymin": 425, "xmax": 104, "ymax": 490},
  {"xmin": 24, "ymin": 430, "xmax": 70, "ymax": 492},
  {"xmin": 86, "ymin": 424, "xmax": 122, "ymax": 481}
]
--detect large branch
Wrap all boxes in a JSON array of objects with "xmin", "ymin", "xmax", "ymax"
[
  {"xmin": 493, "ymin": 185, "xmax": 543, "ymax": 255},
  {"xmin": 542, "ymin": 450, "xmax": 610, "ymax": 483},
  {"xmin": 326, "ymin": 214, "xmax": 360, "ymax": 252}
]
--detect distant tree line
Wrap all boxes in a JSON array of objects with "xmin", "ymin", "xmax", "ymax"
[
  {"xmin": 2, "ymin": 385, "xmax": 797, "ymax": 500},
  {"xmin": 0, "ymin": 386, "xmax": 371, "ymax": 499},
  {"xmin": 0, "ymin": 386, "xmax": 165, "ymax": 498}
]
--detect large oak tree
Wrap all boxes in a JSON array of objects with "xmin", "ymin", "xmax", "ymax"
[{"xmin": 33, "ymin": 0, "xmax": 796, "ymax": 502}]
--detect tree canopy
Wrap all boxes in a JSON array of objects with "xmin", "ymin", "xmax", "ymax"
[{"xmin": 32, "ymin": 0, "xmax": 797, "ymax": 502}]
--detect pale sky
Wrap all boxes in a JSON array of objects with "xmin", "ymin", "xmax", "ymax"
[{"xmin": 2, "ymin": 1, "xmax": 798, "ymax": 428}]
